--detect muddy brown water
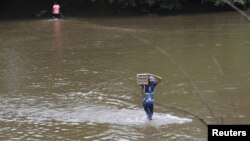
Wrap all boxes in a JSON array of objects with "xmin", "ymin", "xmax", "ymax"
[{"xmin": 0, "ymin": 11, "xmax": 250, "ymax": 140}]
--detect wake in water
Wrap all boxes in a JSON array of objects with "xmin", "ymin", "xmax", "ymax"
[
  {"xmin": 0, "ymin": 104, "xmax": 192, "ymax": 127},
  {"xmin": 47, "ymin": 18, "xmax": 64, "ymax": 22}
]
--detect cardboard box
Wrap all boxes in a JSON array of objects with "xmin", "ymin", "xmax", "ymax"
[{"xmin": 136, "ymin": 73, "xmax": 149, "ymax": 85}]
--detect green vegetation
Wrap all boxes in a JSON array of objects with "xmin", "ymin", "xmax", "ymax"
[
  {"xmin": 0, "ymin": 0, "xmax": 249, "ymax": 16},
  {"xmin": 201, "ymin": 0, "xmax": 248, "ymax": 5},
  {"xmin": 84, "ymin": 0, "xmax": 249, "ymax": 10},
  {"xmin": 62, "ymin": 0, "xmax": 249, "ymax": 14}
]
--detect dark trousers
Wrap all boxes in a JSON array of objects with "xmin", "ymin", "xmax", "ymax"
[
  {"xmin": 53, "ymin": 14, "xmax": 61, "ymax": 19},
  {"xmin": 143, "ymin": 101, "xmax": 154, "ymax": 119}
]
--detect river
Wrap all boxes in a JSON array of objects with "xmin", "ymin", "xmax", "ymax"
[{"xmin": 0, "ymin": 11, "xmax": 250, "ymax": 140}]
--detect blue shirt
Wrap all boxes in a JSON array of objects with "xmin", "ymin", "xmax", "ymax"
[{"xmin": 142, "ymin": 82, "xmax": 157, "ymax": 103}]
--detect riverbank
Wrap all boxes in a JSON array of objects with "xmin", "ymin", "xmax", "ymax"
[{"xmin": 0, "ymin": 0, "xmax": 249, "ymax": 20}]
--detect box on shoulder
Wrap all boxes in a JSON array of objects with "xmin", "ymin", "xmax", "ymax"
[{"xmin": 136, "ymin": 73, "xmax": 149, "ymax": 85}]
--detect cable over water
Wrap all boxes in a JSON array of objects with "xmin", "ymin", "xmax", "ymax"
[
  {"xmin": 224, "ymin": 0, "xmax": 250, "ymax": 21},
  {"xmin": 133, "ymin": 92, "xmax": 207, "ymax": 126},
  {"xmin": 131, "ymin": 34, "xmax": 216, "ymax": 125}
]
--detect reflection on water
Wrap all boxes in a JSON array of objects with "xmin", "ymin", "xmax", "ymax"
[
  {"xmin": 0, "ymin": 11, "xmax": 250, "ymax": 140},
  {"xmin": 53, "ymin": 20, "xmax": 61, "ymax": 48}
]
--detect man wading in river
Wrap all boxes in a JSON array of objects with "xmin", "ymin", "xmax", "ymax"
[
  {"xmin": 52, "ymin": 1, "xmax": 61, "ymax": 19},
  {"xmin": 140, "ymin": 74, "xmax": 162, "ymax": 120}
]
